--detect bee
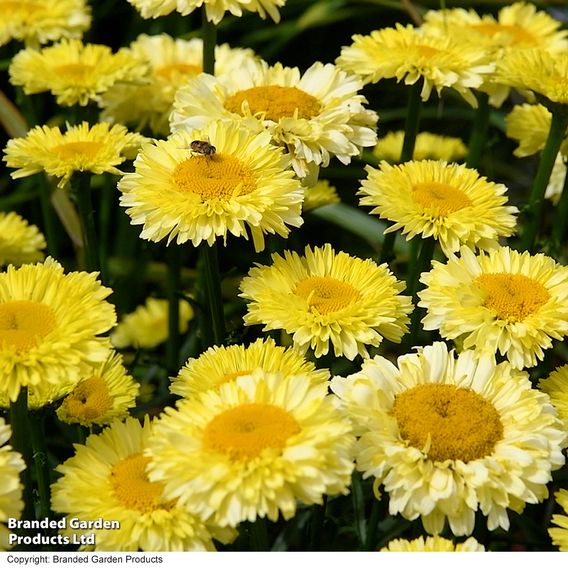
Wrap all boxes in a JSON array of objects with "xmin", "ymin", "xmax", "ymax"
[{"xmin": 190, "ymin": 139, "xmax": 216, "ymax": 157}]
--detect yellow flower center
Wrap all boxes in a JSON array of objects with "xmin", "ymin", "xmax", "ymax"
[
  {"xmin": 416, "ymin": 45, "xmax": 441, "ymax": 58},
  {"xmin": 392, "ymin": 383, "xmax": 503, "ymax": 462},
  {"xmin": 474, "ymin": 273, "xmax": 550, "ymax": 322},
  {"xmin": 155, "ymin": 63, "xmax": 201, "ymax": 80},
  {"xmin": 60, "ymin": 376, "xmax": 113, "ymax": 422},
  {"xmin": 224, "ymin": 86, "xmax": 322, "ymax": 121},
  {"xmin": 53, "ymin": 64, "xmax": 95, "ymax": 83},
  {"xmin": 0, "ymin": 300, "xmax": 56, "ymax": 352},
  {"xmin": 216, "ymin": 370, "xmax": 252, "ymax": 387},
  {"xmin": 110, "ymin": 453, "xmax": 172, "ymax": 512},
  {"xmin": 52, "ymin": 141, "xmax": 102, "ymax": 160},
  {"xmin": 472, "ymin": 23, "xmax": 536, "ymax": 45},
  {"xmin": 295, "ymin": 276, "xmax": 361, "ymax": 315},
  {"xmin": 2, "ymin": 1, "xmax": 42, "ymax": 15},
  {"xmin": 412, "ymin": 181, "xmax": 473, "ymax": 216},
  {"xmin": 173, "ymin": 154, "xmax": 257, "ymax": 201},
  {"xmin": 203, "ymin": 403, "xmax": 301, "ymax": 460}
]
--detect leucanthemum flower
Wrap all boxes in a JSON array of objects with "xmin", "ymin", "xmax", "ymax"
[
  {"xmin": 3, "ymin": 122, "xmax": 145, "ymax": 190},
  {"xmin": 9, "ymin": 39, "xmax": 147, "ymax": 107},
  {"xmin": 381, "ymin": 535, "xmax": 485, "ymax": 552},
  {"xmin": 51, "ymin": 417, "xmax": 235, "ymax": 551},
  {"xmin": 111, "ymin": 297, "xmax": 194, "ymax": 350},
  {"xmin": 359, "ymin": 160, "xmax": 518, "ymax": 257},
  {"xmin": 170, "ymin": 60, "xmax": 378, "ymax": 181},
  {"xmin": 550, "ymin": 489, "xmax": 568, "ymax": 551},
  {"xmin": 418, "ymin": 246, "xmax": 568, "ymax": 369},
  {"xmin": 56, "ymin": 351, "xmax": 139, "ymax": 427},
  {"xmin": 100, "ymin": 34, "xmax": 257, "ymax": 136},
  {"xmin": 302, "ymin": 179, "xmax": 340, "ymax": 212},
  {"xmin": 336, "ymin": 24, "xmax": 494, "ymax": 107},
  {"xmin": 539, "ymin": 365, "xmax": 568, "ymax": 441},
  {"xmin": 0, "ymin": 418, "xmax": 25, "ymax": 551},
  {"xmin": 147, "ymin": 370, "xmax": 355, "ymax": 527},
  {"xmin": 170, "ymin": 337, "xmax": 329, "ymax": 398},
  {"xmin": 239, "ymin": 244, "xmax": 412, "ymax": 360},
  {"xmin": 0, "ymin": 257, "xmax": 116, "ymax": 403},
  {"xmin": 126, "ymin": 0, "xmax": 286, "ymax": 24},
  {"xmin": 0, "ymin": 0, "xmax": 91, "ymax": 48},
  {"xmin": 0, "ymin": 212, "xmax": 46, "ymax": 267},
  {"xmin": 331, "ymin": 342, "xmax": 566, "ymax": 536},
  {"xmin": 118, "ymin": 120, "xmax": 303, "ymax": 252}
]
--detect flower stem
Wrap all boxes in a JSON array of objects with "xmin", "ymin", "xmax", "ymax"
[
  {"xmin": 249, "ymin": 517, "xmax": 270, "ymax": 551},
  {"xmin": 39, "ymin": 175, "xmax": 60, "ymax": 259},
  {"xmin": 364, "ymin": 498, "xmax": 382, "ymax": 551},
  {"xmin": 166, "ymin": 244, "xmax": 181, "ymax": 374},
  {"xmin": 309, "ymin": 496, "xmax": 327, "ymax": 551},
  {"xmin": 466, "ymin": 91, "xmax": 490, "ymax": 169},
  {"xmin": 28, "ymin": 411, "xmax": 52, "ymax": 520},
  {"xmin": 550, "ymin": 157, "xmax": 568, "ymax": 255},
  {"xmin": 202, "ymin": 9, "xmax": 217, "ymax": 75},
  {"xmin": 200, "ymin": 242, "xmax": 226, "ymax": 347}
]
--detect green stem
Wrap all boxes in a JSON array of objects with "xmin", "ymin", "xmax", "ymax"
[
  {"xmin": 249, "ymin": 518, "xmax": 269, "ymax": 551},
  {"xmin": 39, "ymin": 176, "xmax": 60, "ymax": 259},
  {"xmin": 28, "ymin": 412, "xmax": 51, "ymax": 520},
  {"xmin": 202, "ymin": 9, "xmax": 217, "ymax": 75},
  {"xmin": 364, "ymin": 499, "xmax": 382, "ymax": 551},
  {"xmin": 166, "ymin": 244, "xmax": 181, "ymax": 374},
  {"xmin": 549, "ymin": 157, "xmax": 568, "ymax": 256},
  {"xmin": 200, "ymin": 242, "xmax": 226, "ymax": 347},
  {"xmin": 466, "ymin": 91, "xmax": 490, "ymax": 169},
  {"xmin": 309, "ymin": 496, "xmax": 327, "ymax": 551}
]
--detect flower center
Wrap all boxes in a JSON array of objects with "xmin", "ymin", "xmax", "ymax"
[
  {"xmin": 53, "ymin": 64, "xmax": 95, "ymax": 83},
  {"xmin": 59, "ymin": 376, "xmax": 113, "ymax": 422},
  {"xmin": 0, "ymin": 300, "xmax": 56, "ymax": 352},
  {"xmin": 203, "ymin": 403, "xmax": 301, "ymax": 460},
  {"xmin": 472, "ymin": 23, "xmax": 536, "ymax": 45},
  {"xmin": 224, "ymin": 86, "xmax": 322, "ymax": 121},
  {"xmin": 52, "ymin": 141, "xmax": 102, "ymax": 160},
  {"xmin": 216, "ymin": 370, "xmax": 252, "ymax": 387},
  {"xmin": 412, "ymin": 181, "xmax": 473, "ymax": 216},
  {"xmin": 155, "ymin": 63, "xmax": 201, "ymax": 80},
  {"xmin": 110, "ymin": 453, "xmax": 173, "ymax": 512},
  {"xmin": 392, "ymin": 383, "xmax": 503, "ymax": 462},
  {"xmin": 417, "ymin": 45, "xmax": 442, "ymax": 58},
  {"xmin": 173, "ymin": 154, "xmax": 257, "ymax": 201},
  {"xmin": 2, "ymin": 1, "xmax": 42, "ymax": 15},
  {"xmin": 295, "ymin": 276, "xmax": 361, "ymax": 315},
  {"xmin": 474, "ymin": 273, "xmax": 550, "ymax": 322}
]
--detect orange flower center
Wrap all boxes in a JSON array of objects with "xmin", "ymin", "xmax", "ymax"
[
  {"xmin": 412, "ymin": 181, "xmax": 473, "ymax": 216},
  {"xmin": 59, "ymin": 376, "xmax": 113, "ymax": 422},
  {"xmin": 296, "ymin": 276, "xmax": 361, "ymax": 314},
  {"xmin": 155, "ymin": 63, "xmax": 201, "ymax": 80}
]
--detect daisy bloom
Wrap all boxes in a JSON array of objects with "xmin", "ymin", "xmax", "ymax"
[
  {"xmin": 147, "ymin": 370, "xmax": 355, "ymax": 527},
  {"xmin": 239, "ymin": 244, "xmax": 412, "ymax": 360},
  {"xmin": 358, "ymin": 160, "xmax": 518, "ymax": 257},
  {"xmin": 539, "ymin": 365, "xmax": 568, "ymax": 440},
  {"xmin": 549, "ymin": 489, "xmax": 568, "ymax": 551},
  {"xmin": 0, "ymin": 257, "xmax": 116, "ymax": 403},
  {"xmin": 0, "ymin": 211, "xmax": 46, "ymax": 267},
  {"xmin": 302, "ymin": 179, "xmax": 340, "ymax": 212},
  {"xmin": 331, "ymin": 342, "xmax": 566, "ymax": 536},
  {"xmin": 336, "ymin": 24, "xmax": 494, "ymax": 107},
  {"xmin": 170, "ymin": 60, "xmax": 378, "ymax": 180},
  {"xmin": 100, "ymin": 34, "xmax": 257, "ymax": 136},
  {"xmin": 0, "ymin": 0, "xmax": 91, "ymax": 48},
  {"xmin": 111, "ymin": 297, "xmax": 193, "ymax": 350},
  {"xmin": 9, "ymin": 39, "xmax": 147, "ymax": 107},
  {"xmin": 418, "ymin": 246, "xmax": 568, "ymax": 369},
  {"xmin": 170, "ymin": 337, "xmax": 329, "ymax": 398},
  {"xmin": 118, "ymin": 120, "xmax": 303, "ymax": 252},
  {"xmin": 3, "ymin": 122, "xmax": 145, "ymax": 190},
  {"xmin": 0, "ymin": 418, "xmax": 25, "ymax": 551},
  {"xmin": 51, "ymin": 417, "xmax": 235, "ymax": 551},
  {"xmin": 381, "ymin": 535, "xmax": 485, "ymax": 552},
  {"xmin": 126, "ymin": 0, "xmax": 286, "ymax": 24},
  {"xmin": 56, "ymin": 351, "xmax": 140, "ymax": 427}
]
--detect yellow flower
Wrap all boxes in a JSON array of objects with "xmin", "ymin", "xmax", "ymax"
[
  {"xmin": 0, "ymin": 0, "xmax": 91, "ymax": 48},
  {"xmin": 336, "ymin": 24, "xmax": 494, "ymax": 107},
  {"xmin": 373, "ymin": 131, "xmax": 467, "ymax": 163},
  {"xmin": 0, "ymin": 418, "xmax": 25, "ymax": 551},
  {"xmin": 170, "ymin": 337, "xmax": 329, "ymax": 398},
  {"xmin": 147, "ymin": 370, "xmax": 355, "ymax": 527},
  {"xmin": 118, "ymin": 120, "xmax": 303, "ymax": 252},
  {"xmin": 170, "ymin": 60, "xmax": 378, "ymax": 181},
  {"xmin": 9, "ymin": 39, "xmax": 147, "ymax": 107},
  {"xmin": 0, "ymin": 212, "xmax": 46, "ymax": 267},
  {"xmin": 111, "ymin": 297, "xmax": 193, "ymax": 350},
  {"xmin": 0, "ymin": 257, "xmax": 116, "ymax": 403},
  {"xmin": 126, "ymin": 0, "xmax": 286, "ymax": 24},
  {"xmin": 3, "ymin": 122, "xmax": 145, "ymax": 190},
  {"xmin": 359, "ymin": 160, "xmax": 518, "ymax": 257},
  {"xmin": 539, "ymin": 365, "xmax": 568, "ymax": 441},
  {"xmin": 419, "ymin": 246, "xmax": 568, "ymax": 370},
  {"xmin": 100, "ymin": 34, "xmax": 258, "ymax": 136},
  {"xmin": 302, "ymin": 179, "xmax": 340, "ymax": 212},
  {"xmin": 331, "ymin": 342, "xmax": 566, "ymax": 536},
  {"xmin": 549, "ymin": 489, "xmax": 568, "ymax": 551},
  {"xmin": 545, "ymin": 154, "xmax": 568, "ymax": 205},
  {"xmin": 381, "ymin": 535, "xmax": 485, "ymax": 552},
  {"xmin": 51, "ymin": 417, "xmax": 235, "ymax": 551},
  {"xmin": 239, "ymin": 244, "xmax": 412, "ymax": 360},
  {"xmin": 56, "ymin": 351, "xmax": 139, "ymax": 427}
]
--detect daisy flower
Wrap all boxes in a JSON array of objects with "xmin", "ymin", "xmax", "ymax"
[
  {"xmin": 0, "ymin": 257, "xmax": 116, "ymax": 403},
  {"xmin": 51, "ymin": 417, "xmax": 235, "ymax": 551},
  {"xmin": 170, "ymin": 60, "xmax": 378, "ymax": 181},
  {"xmin": 0, "ymin": 418, "xmax": 25, "ymax": 551},
  {"xmin": 336, "ymin": 24, "xmax": 494, "ymax": 107},
  {"xmin": 9, "ymin": 39, "xmax": 147, "ymax": 107},
  {"xmin": 170, "ymin": 337, "xmax": 329, "ymax": 398},
  {"xmin": 302, "ymin": 179, "xmax": 340, "ymax": 212},
  {"xmin": 381, "ymin": 535, "xmax": 485, "ymax": 552},
  {"xmin": 239, "ymin": 244, "xmax": 412, "ymax": 360},
  {"xmin": 358, "ymin": 160, "xmax": 518, "ymax": 257},
  {"xmin": 0, "ymin": 212, "xmax": 46, "ymax": 267},
  {"xmin": 3, "ymin": 122, "xmax": 145, "ymax": 190},
  {"xmin": 111, "ymin": 297, "xmax": 194, "ymax": 350},
  {"xmin": 539, "ymin": 365, "xmax": 568, "ymax": 440},
  {"xmin": 330, "ymin": 342, "xmax": 566, "ymax": 536},
  {"xmin": 0, "ymin": 0, "xmax": 91, "ymax": 48},
  {"xmin": 118, "ymin": 120, "xmax": 303, "ymax": 252},
  {"xmin": 418, "ymin": 246, "xmax": 568, "ymax": 370},
  {"xmin": 550, "ymin": 489, "xmax": 568, "ymax": 551},
  {"xmin": 147, "ymin": 370, "xmax": 355, "ymax": 527}
]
